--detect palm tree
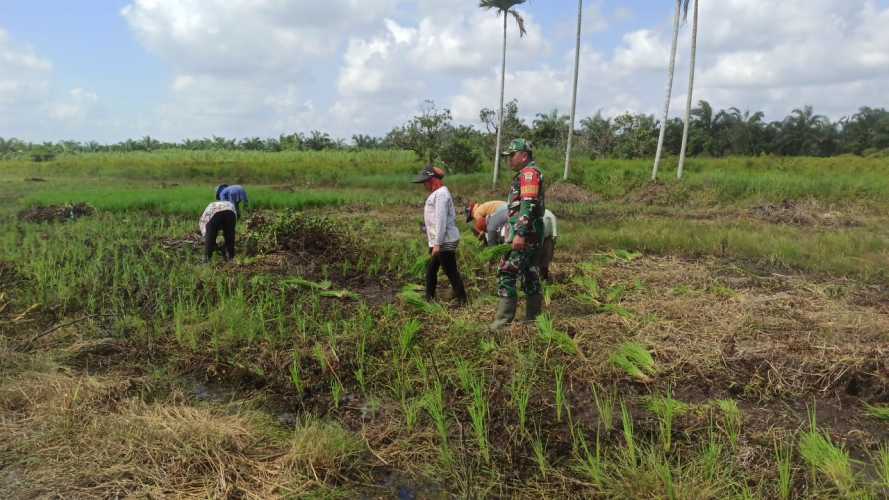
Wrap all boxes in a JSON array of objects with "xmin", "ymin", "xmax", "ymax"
[
  {"xmin": 480, "ymin": 0, "xmax": 528, "ymax": 189},
  {"xmin": 563, "ymin": 0, "xmax": 582, "ymax": 181},
  {"xmin": 677, "ymin": 0, "xmax": 698, "ymax": 179},
  {"xmin": 651, "ymin": 0, "xmax": 690, "ymax": 181}
]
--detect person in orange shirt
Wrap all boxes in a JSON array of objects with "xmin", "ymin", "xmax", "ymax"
[{"xmin": 464, "ymin": 200, "xmax": 506, "ymax": 244}]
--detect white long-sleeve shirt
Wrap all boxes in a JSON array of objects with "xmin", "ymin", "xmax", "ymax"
[
  {"xmin": 199, "ymin": 201, "xmax": 236, "ymax": 237},
  {"xmin": 423, "ymin": 186, "xmax": 461, "ymax": 248}
]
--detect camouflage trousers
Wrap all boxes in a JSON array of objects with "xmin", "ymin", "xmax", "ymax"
[{"xmin": 497, "ymin": 244, "xmax": 542, "ymax": 299}]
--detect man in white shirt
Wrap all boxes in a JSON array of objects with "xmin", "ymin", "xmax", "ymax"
[{"xmin": 412, "ymin": 164, "xmax": 468, "ymax": 305}]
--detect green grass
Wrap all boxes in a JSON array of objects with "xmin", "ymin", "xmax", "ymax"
[
  {"xmin": 19, "ymin": 184, "xmax": 408, "ymax": 214},
  {"xmin": 562, "ymin": 217, "xmax": 889, "ymax": 280}
]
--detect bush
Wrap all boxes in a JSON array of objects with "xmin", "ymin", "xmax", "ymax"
[{"xmin": 440, "ymin": 138, "xmax": 482, "ymax": 174}]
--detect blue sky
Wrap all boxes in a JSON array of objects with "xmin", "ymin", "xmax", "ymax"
[{"xmin": 2, "ymin": 1, "xmax": 888, "ymax": 142}]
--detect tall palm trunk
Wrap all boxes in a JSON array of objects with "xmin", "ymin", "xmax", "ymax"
[
  {"xmin": 563, "ymin": 0, "xmax": 583, "ymax": 181},
  {"xmin": 651, "ymin": 0, "xmax": 682, "ymax": 181},
  {"xmin": 492, "ymin": 14, "xmax": 508, "ymax": 189},
  {"xmin": 677, "ymin": 0, "xmax": 698, "ymax": 179}
]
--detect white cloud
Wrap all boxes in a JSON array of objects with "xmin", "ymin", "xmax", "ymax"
[
  {"xmin": 451, "ymin": 0, "xmax": 889, "ymax": 132},
  {"xmin": 0, "ymin": 29, "xmax": 100, "ymax": 138},
  {"xmin": 5, "ymin": 0, "xmax": 878, "ymax": 141}
]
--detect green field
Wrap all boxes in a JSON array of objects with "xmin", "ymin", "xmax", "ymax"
[{"xmin": 2, "ymin": 150, "xmax": 889, "ymax": 498}]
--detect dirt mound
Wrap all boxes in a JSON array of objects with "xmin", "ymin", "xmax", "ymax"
[
  {"xmin": 547, "ymin": 182, "xmax": 598, "ymax": 204},
  {"xmin": 17, "ymin": 203, "xmax": 96, "ymax": 223},
  {"xmin": 749, "ymin": 200, "xmax": 862, "ymax": 227}
]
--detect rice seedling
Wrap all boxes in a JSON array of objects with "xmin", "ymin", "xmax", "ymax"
[
  {"xmin": 479, "ymin": 338, "xmax": 498, "ymax": 355},
  {"xmin": 622, "ymin": 402, "xmax": 637, "ymax": 465},
  {"xmin": 553, "ymin": 364, "xmax": 567, "ymax": 423},
  {"xmin": 355, "ymin": 329, "xmax": 367, "ymax": 394},
  {"xmin": 402, "ymin": 397, "xmax": 422, "ymax": 432},
  {"xmin": 610, "ymin": 342, "xmax": 656, "ymax": 382},
  {"xmin": 509, "ymin": 352, "xmax": 536, "ymax": 437},
  {"xmin": 864, "ymin": 403, "xmax": 889, "ymax": 421},
  {"xmin": 422, "ymin": 380, "xmax": 451, "ymax": 465},
  {"xmin": 875, "ymin": 443, "xmax": 889, "ymax": 491},
  {"xmin": 456, "ymin": 360, "xmax": 490, "ymax": 463},
  {"xmin": 532, "ymin": 429, "xmax": 549, "ymax": 478},
  {"xmin": 576, "ymin": 429, "xmax": 606, "ymax": 487},
  {"xmin": 399, "ymin": 319, "xmax": 422, "ymax": 359},
  {"xmin": 289, "ymin": 352, "xmax": 304, "ymax": 395},
  {"xmin": 536, "ymin": 314, "xmax": 578, "ymax": 356},
  {"xmin": 716, "ymin": 399, "xmax": 743, "ymax": 449},
  {"xmin": 647, "ymin": 390, "xmax": 689, "ymax": 451},
  {"xmin": 775, "ymin": 439, "xmax": 794, "ymax": 500},
  {"xmin": 330, "ymin": 379, "xmax": 344, "ymax": 409},
  {"xmin": 799, "ymin": 410, "xmax": 856, "ymax": 495},
  {"xmin": 543, "ymin": 282, "xmax": 564, "ymax": 307},
  {"xmin": 572, "ymin": 274, "xmax": 600, "ymax": 305},
  {"xmin": 700, "ymin": 420, "xmax": 723, "ymax": 483},
  {"xmin": 592, "ymin": 384, "xmax": 616, "ymax": 431}
]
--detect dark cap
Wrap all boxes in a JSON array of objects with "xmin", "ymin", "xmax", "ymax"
[
  {"xmin": 411, "ymin": 165, "xmax": 445, "ymax": 183},
  {"xmin": 464, "ymin": 203, "xmax": 476, "ymax": 223}
]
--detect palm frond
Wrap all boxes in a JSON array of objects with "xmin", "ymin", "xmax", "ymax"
[
  {"xmin": 508, "ymin": 9, "xmax": 527, "ymax": 37},
  {"xmin": 479, "ymin": 0, "xmax": 527, "ymax": 12}
]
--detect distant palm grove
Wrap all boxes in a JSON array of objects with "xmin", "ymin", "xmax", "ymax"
[{"xmin": 3, "ymin": 101, "xmax": 889, "ymax": 169}]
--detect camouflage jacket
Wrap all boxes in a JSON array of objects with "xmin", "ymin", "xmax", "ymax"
[{"xmin": 506, "ymin": 162, "xmax": 545, "ymax": 241}]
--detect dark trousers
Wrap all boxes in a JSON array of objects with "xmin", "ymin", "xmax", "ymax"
[
  {"xmin": 205, "ymin": 211, "xmax": 236, "ymax": 262},
  {"xmin": 426, "ymin": 250, "xmax": 467, "ymax": 303},
  {"xmin": 536, "ymin": 237, "xmax": 556, "ymax": 281}
]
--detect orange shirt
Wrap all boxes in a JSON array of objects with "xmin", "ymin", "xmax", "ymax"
[{"xmin": 472, "ymin": 200, "xmax": 506, "ymax": 234}]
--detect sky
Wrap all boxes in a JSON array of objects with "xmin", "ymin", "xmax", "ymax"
[{"xmin": 2, "ymin": 0, "xmax": 889, "ymax": 143}]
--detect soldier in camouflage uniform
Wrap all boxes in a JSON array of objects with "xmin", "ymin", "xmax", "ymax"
[{"xmin": 490, "ymin": 138, "xmax": 546, "ymax": 330}]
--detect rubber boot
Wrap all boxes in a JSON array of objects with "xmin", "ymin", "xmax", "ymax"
[
  {"xmin": 525, "ymin": 294, "xmax": 544, "ymax": 322},
  {"xmin": 489, "ymin": 297, "xmax": 517, "ymax": 331}
]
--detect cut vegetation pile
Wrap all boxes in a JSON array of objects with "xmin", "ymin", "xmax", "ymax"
[
  {"xmin": 749, "ymin": 199, "xmax": 861, "ymax": 227},
  {"xmin": 547, "ymin": 182, "xmax": 598, "ymax": 204},
  {"xmin": 17, "ymin": 203, "xmax": 95, "ymax": 223},
  {"xmin": 241, "ymin": 210, "xmax": 359, "ymax": 262}
]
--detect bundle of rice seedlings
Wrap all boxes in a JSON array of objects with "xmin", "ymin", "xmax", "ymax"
[
  {"xmin": 398, "ymin": 284, "xmax": 441, "ymax": 314},
  {"xmin": 536, "ymin": 314, "xmax": 578, "ymax": 356},
  {"xmin": 610, "ymin": 342, "xmax": 656, "ymax": 382},
  {"xmin": 479, "ymin": 244, "xmax": 512, "ymax": 263}
]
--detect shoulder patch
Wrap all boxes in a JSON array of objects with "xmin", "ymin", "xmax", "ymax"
[{"xmin": 519, "ymin": 167, "xmax": 541, "ymax": 199}]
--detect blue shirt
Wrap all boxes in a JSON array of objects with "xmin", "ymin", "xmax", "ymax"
[{"xmin": 219, "ymin": 185, "xmax": 248, "ymax": 205}]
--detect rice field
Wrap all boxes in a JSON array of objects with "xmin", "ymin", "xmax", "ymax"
[{"xmin": 2, "ymin": 150, "xmax": 889, "ymax": 498}]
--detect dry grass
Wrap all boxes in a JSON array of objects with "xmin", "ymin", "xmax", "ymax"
[{"xmin": 0, "ymin": 367, "xmax": 373, "ymax": 499}]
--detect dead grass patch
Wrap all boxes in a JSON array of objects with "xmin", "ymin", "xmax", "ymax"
[{"xmin": 0, "ymin": 368, "xmax": 373, "ymax": 499}]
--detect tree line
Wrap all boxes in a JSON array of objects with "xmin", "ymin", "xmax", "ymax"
[{"xmin": 3, "ymin": 101, "xmax": 889, "ymax": 167}]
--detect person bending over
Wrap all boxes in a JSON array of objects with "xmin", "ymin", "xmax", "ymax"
[
  {"xmin": 215, "ymin": 184, "xmax": 249, "ymax": 217},
  {"xmin": 470, "ymin": 201, "xmax": 559, "ymax": 281},
  {"xmin": 200, "ymin": 200, "xmax": 237, "ymax": 263}
]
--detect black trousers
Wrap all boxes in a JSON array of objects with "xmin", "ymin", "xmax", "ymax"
[
  {"xmin": 536, "ymin": 237, "xmax": 556, "ymax": 281},
  {"xmin": 205, "ymin": 211, "xmax": 236, "ymax": 262},
  {"xmin": 426, "ymin": 250, "xmax": 467, "ymax": 302}
]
